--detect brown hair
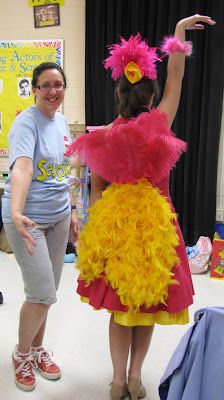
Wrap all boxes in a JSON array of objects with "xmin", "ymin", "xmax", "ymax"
[
  {"xmin": 116, "ymin": 76, "xmax": 159, "ymax": 118},
  {"xmin": 32, "ymin": 62, "xmax": 67, "ymax": 88}
]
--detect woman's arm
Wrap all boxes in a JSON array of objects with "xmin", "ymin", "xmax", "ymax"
[
  {"xmin": 10, "ymin": 156, "xmax": 36, "ymax": 255},
  {"xmin": 158, "ymin": 14, "xmax": 215, "ymax": 127},
  {"xmin": 89, "ymin": 173, "xmax": 106, "ymax": 207}
]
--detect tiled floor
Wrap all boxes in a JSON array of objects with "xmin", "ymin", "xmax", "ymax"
[{"xmin": 1, "ymin": 251, "xmax": 224, "ymax": 400}]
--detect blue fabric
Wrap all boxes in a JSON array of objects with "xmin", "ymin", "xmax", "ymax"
[
  {"xmin": 186, "ymin": 245, "xmax": 199, "ymax": 260},
  {"xmin": 159, "ymin": 307, "xmax": 224, "ymax": 400},
  {"xmin": 2, "ymin": 105, "xmax": 71, "ymax": 223},
  {"xmin": 215, "ymin": 223, "xmax": 224, "ymax": 240}
]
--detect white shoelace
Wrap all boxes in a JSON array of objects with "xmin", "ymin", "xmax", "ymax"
[
  {"xmin": 34, "ymin": 349, "xmax": 54, "ymax": 367},
  {"xmin": 15, "ymin": 354, "xmax": 37, "ymax": 377}
]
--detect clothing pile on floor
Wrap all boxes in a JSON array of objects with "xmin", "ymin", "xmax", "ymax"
[{"xmin": 186, "ymin": 236, "xmax": 212, "ymax": 274}]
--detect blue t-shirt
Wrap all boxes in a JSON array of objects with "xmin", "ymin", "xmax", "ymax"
[{"xmin": 2, "ymin": 105, "xmax": 71, "ymax": 223}]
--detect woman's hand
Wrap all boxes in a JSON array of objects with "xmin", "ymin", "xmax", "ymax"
[
  {"xmin": 11, "ymin": 212, "xmax": 36, "ymax": 255},
  {"xmin": 177, "ymin": 14, "xmax": 216, "ymax": 31}
]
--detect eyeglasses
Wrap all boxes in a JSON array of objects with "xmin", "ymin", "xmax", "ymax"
[{"xmin": 36, "ymin": 82, "xmax": 65, "ymax": 92}]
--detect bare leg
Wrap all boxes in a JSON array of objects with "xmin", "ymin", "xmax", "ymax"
[
  {"xmin": 32, "ymin": 316, "xmax": 47, "ymax": 347},
  {"xmin": 109, "ymin": 314, "xmax": 132, "ymax": 385},
  {"xmin": 128, "ymin": 325, "xmax": 154, "ymax": 379},
  {"xmin": 17, "ymin": 302, "xmax": 50, "ymax": 353}
]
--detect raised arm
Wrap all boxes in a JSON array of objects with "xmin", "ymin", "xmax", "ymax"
[{"xmin": 158, "ymin": 14, "xmax": 215, "ymax": 127}]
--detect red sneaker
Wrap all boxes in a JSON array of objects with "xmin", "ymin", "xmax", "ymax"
[
  {"xmin": 12, "ymin": 349, "xmax": 36, "ymax": 391},
  {"xmin": 31, "ymin": 347, "xmax": 61, "ymax": 380}
]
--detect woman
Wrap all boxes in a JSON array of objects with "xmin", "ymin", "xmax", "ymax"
[
  {"xmin": 2, "ymin": 62, "xmax": 78, "ymax": 392},
  {"xmin": 67, "ymin": 15, "xmax": 215, "ymax": 400}
]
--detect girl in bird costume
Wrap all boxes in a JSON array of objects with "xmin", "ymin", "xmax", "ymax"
[{"xmin": 66, "ymin": 14, "xmax": 215, "ymax": 400}]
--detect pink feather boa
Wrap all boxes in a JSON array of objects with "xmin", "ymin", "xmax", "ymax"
[
  {"xmin": 66, "ymin": 108, "xmax": 187, "ymax": 185},
  {"xmin": 160, "ymin": 36, "xmax": 193, "ymax": 56}
]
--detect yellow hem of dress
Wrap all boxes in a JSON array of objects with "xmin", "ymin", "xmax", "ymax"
[{"xmin": 80, "ymin": 296, "xmax": 189, "ymax": 326}]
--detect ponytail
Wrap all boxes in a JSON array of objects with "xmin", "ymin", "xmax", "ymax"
[{"xmin": 116, "ymin": 76, "xmax": 159, "ymax": 118}]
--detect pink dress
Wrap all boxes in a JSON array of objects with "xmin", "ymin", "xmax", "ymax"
[{"xmin": 67, "ymin": 108, "xmax": 194, "ymax": 322}]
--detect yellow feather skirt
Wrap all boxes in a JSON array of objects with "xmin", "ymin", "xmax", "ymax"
[{"xmin": 77, "ymin": 178, "xmax": 181, "ymax": 312}]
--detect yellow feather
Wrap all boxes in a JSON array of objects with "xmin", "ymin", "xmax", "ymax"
[{"xmin": 77, "ymin": 179, "xmax": 179, "ymax": 310}]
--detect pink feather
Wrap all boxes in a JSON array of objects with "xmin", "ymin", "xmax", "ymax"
[
  {"xmin": 103, "ymin": 33, "xmax": 160, "ymax": 81},
  {"xmin": 66, "ymin": 108, "xmax": 187, "ymax": 185},
  {"xmin": 160, "ymin": 36, "xmax": 193, "ymax": 56}
]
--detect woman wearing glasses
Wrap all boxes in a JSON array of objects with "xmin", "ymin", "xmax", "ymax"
[{"xmin": 2, "ymin": 62, "xmax": 79, "ymax": 391}]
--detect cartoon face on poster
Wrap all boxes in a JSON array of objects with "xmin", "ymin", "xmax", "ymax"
[{"xmin": 0, "ymin": 40, "xmax": 63, "ymax": 154}]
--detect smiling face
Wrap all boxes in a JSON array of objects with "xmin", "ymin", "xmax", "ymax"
[{"xmin": 32, "ymin": 68, "xmax": 65, "ymax": 119}]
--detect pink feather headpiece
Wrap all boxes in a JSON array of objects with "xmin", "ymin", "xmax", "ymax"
[
  {"xmin": 103, "ymin": 33, "xmax": 193, "ymax": 84},
  {"xmin": 103, "ymin": 33, "xmax": 160, "ymax": 82}
]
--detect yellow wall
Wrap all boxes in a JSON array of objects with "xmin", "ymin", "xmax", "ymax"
[{"xmin": 0, "ymin": 0, "xmax": 85, "ymax": 125}]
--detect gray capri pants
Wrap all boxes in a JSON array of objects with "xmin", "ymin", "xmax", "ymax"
[{"xmin": 4, "ymin": 213, "xmax": 71, "ymax": 305}]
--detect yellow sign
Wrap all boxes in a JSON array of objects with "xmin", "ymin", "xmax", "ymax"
[
  {"xmin": 29, "ymin": 0, "xmax": 64, "ymax": 6},
  {"xmin": 0, "ymin": 40, "xmax": 63, "ymax": 154}
]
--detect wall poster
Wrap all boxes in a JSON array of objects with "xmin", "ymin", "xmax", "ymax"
[{"xmin": 0, "ymin": 40, "xmax": 63, "ymax": 154}]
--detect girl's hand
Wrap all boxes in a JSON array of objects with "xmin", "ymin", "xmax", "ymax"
[
  {"xmin": 71, "ymin": 210, "xmax": 79, "ymax": 241},
  {"xmin": 177, "ymin": 14, "xmax": 216, "ymax": 31}
]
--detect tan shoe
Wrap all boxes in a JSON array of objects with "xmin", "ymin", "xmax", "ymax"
[
  {"xmin": 110, "ymin": 382, "xmax": 129, "ymax": 399},
  {"xmin": 128, "ymin": 377, "xmax": 146, "ymax": 399}
]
